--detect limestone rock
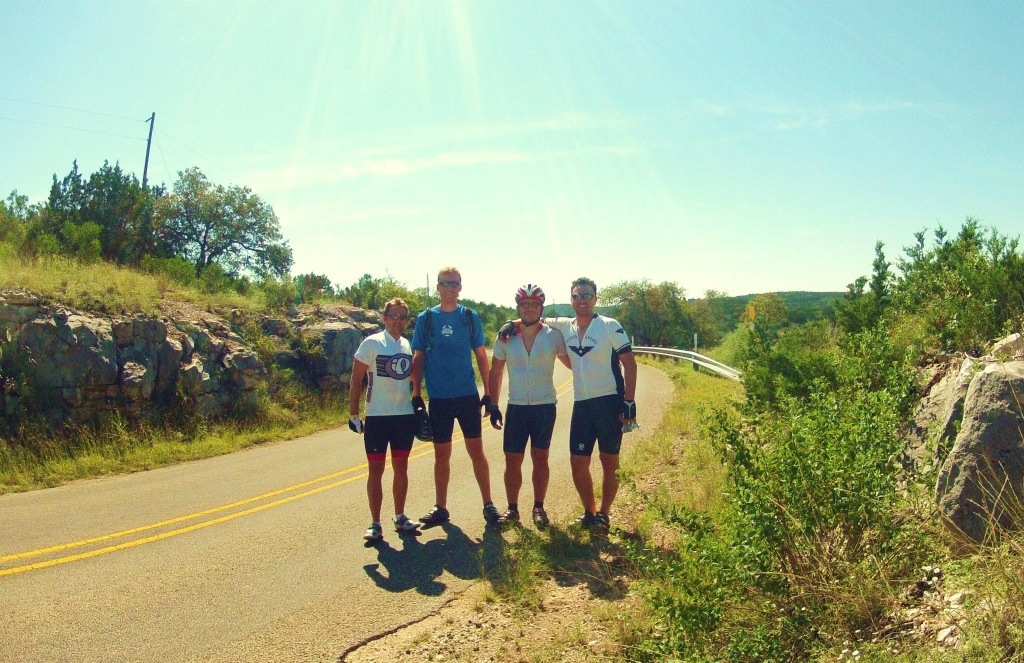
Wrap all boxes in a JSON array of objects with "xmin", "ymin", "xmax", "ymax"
[{"xmin": 935, "ymin": 360, "xmax": 1024, "ymax": 544}]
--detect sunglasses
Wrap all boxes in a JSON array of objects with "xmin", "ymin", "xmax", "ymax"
[
  {"xmin": 437, "ymin": 280, "xmax": 461, "ymax": 288},
  {"xmin": 571, "ymin": 292, "xmax": 596, "ymax": 301},
  {"xmin": 384, "ymin": 313, "xmax": 409, "ymax": 320}
]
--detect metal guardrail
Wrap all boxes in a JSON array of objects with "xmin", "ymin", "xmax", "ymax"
[{"xmin": 632, "ymin": 346, "xmax": 742, "ymax": 382}]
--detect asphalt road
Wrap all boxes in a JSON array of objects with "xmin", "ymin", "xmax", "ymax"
[{"xmin": 0, "ymin": 362, "xmax": 671, "ymax": 662}]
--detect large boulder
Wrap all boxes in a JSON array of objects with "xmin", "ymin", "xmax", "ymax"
[
  {"xmin": 300, "ymin": 321, "xmax": 363, "ymax": 391},
  {"xmin": 935, "ymin": 360, "xmax": 1024, "ymax": 544}
]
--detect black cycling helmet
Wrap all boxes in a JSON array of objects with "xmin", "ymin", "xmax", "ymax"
[{"xmin": 414, "ymin": 409, "xmax": 434, "ymax": 442}]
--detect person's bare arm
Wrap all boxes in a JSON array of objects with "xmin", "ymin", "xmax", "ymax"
[
  {"xmin": 489, "ymin": 357, "xmax": 506, "ymax": 406},
  {"xmin": 473, "ymin": 345, "xmax": 491, "ymax": 398},
  {"xmin": 619, "ymin": 350, "xmax": 637, "ymax": 402},
  {"xmin": 349, "ymin": 359, "xmax": 368, "ymax": 416},
  {"xmin": 411, "ymin": 350, "xmax": 425, "ymax": 399}
]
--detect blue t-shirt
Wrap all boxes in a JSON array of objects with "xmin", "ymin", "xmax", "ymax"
[{"xmin": 411, "ymin": 305, "xmax": 485, "ymax": 399}]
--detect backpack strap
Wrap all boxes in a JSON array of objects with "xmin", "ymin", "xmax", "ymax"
[
  {"xmin": 464, "ymin": 307, "xmax": 476, "ymax": 343},
  {"xmin": 422, "ymin": 305, "xmax": 476, "ymax": 354},
  {"xmin": 423, "ymin": 307, "xmax": 433, "ymax": 353}
]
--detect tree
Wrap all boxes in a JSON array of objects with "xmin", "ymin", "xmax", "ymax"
[
  {"xmin": 743, "ymin": 292, "xmax": 788, "ymax": 332},
  {"xmin": 295, "ymin": 273, "xmax": 335, "ymax": 302},
  {"xmin": 835, "ymin": 242, "xmax": 891, "ymax": 335},
  {"xmin": 26, "ymin": 162, "xmax": 161, "ymax": 265},
  {"xmin": 341, "ymin": 273, "xmax": 422, "ymax": 311},
  {"xmin": 158, "ymin": 167, "xmax": 293, "ymax": 279},
  {"xmin": 0, "ymin": 191, "xmax": 34, "ymax": 248},
  {"xmin": 602, "ymin": 279, "xmax": 717, "ymax": 348},
  {"xmin": 82, "ymin": 161, "xmax": 161, "ymax": 266}
]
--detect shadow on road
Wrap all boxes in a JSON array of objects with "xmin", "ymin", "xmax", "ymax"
[{"xmin": 363, "ymin": 523, "xmax": 505, "ymax": 595}]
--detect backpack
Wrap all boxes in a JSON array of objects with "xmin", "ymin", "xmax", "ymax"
[{"xmin": 422, "ymin": 305, "xmax": 477, "ymax": 354}]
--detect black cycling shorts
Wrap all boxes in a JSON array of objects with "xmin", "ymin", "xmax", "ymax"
[
  {"xmin": 569, "ymin": 394, "xmax": 623, "ymax": 456},
  {"xmin": 428, "ymin": 394, "xmax": 482, "ymax": 443},
  {"xmin": 364, "ymin": 414, "xmax": 416, "ymax": 461},
  {"xmin": 503, "ymin": 403, "xmax": 556, "ymax": 454}
]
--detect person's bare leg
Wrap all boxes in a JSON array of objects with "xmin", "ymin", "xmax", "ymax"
[
  {"xmin": 391, "ymin": 456, "xmax": 409, "ymax": 516},
  {"xmin": 504, "ymin": 452, "xmax": 525, "ymax": 507},
  {"xmin": 433, "ymin": 442, "xmax": 452, "ymax": 508},
  {"xmin": 464, "ymin": 437, "xmax": 492, "ymax": 503},
  {"xmin": 367, "ymin": 459, "xmax": 385, "ymax": 522},
  {"xmin": 598, "ymin": 452, "xmax": 620, "ymax": 514},
  {"xmin": 531, "ymin": 447, "xmax": 550, "ymax": 504},
  {"xmin": 570, "ymin": 454, "xmax": 596, "ymax": 514}
]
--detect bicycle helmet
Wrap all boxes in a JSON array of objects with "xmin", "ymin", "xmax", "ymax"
[
  {"xmin": 414, "ymin": 409, "xmax": 434, "ymax": 442},
  {"xmin": 514, "ymin": 284, "xmax": 545, "ymax": 305}
]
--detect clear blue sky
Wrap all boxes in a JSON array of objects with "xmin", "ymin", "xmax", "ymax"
[{"xmin": 3, "ymin": 1, "xmax": 1022, "ymax": 306}]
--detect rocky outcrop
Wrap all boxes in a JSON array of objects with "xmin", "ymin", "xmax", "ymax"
[
  {"xmin": 0, "ymin": 291, "xmax": 381, "ymax": 429},
  {"xmin": 918, "ymin": 334, "xmax": 1024, "ymax": 545}
]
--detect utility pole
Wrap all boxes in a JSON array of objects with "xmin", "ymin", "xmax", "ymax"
[{"xmin": 142, "ymin": 112, "xmax": 155, "ymax": 187}]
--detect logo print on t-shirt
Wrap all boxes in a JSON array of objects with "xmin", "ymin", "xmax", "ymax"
[
  {"xmin": 569, "ymin": 345, "xmax": 594, "ymax": 357},
  {"xmin": 441, "ymin": 324, "xmax": 454, "ymax": 337},
  {"xmin": 377, "ymin": 353, "xmax": 412, "ymax": 379}
]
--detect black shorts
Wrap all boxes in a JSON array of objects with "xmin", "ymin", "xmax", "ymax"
[
  {"xmin": 569, "ymin": 394, "xmax": 623, "ymax": 456},
  {"xmin": 503, "ymin": 403, "xmax": 556, "ymax": 454},
  {"xmin": 364, "ymin": 414, "xmax": 416, "ymax": 461},
  {"xmin": 428, "ymin": 394, "xmax": 482, "ymax": 443}
]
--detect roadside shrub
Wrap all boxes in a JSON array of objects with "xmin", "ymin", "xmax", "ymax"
[
  {"xmin": 141, "ymin": 255, "xmax": 197, "ymax": 287},
  {"xmin": 889, "ymin": 220, "xmax": 1024, "ymax": 355}
]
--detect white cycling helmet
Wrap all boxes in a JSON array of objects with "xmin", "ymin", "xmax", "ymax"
[{"xmin": 515, "ymin": 284, "xmax": 546, "ymax": 305}]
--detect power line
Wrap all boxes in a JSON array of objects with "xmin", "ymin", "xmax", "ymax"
[
  {"xmin": 0, "ymin": 115, "xmax": 146, "ymax": 141},
  {"xmin": 156, "ymin": 128, "xmax": 227, "ymax": 173},
  {"xmin": 0, "ymin": 95, "xmax": 147, "ymax": 123}
]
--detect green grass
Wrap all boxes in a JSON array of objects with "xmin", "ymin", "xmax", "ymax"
[
  {"xmin": 0, "ymin": 397, "xmax": 348, "ymax": 493},
  {"xmin": 0, "ymin": 245, "xmax": 265, "ymax": 315}
]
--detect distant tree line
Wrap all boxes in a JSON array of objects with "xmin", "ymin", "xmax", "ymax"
[{"xmin": 0, "ymin": 159, "xmax": 842, "ymax": 340}]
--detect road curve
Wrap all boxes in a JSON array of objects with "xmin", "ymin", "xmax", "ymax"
[{"xmin": 0, "ymin": 362, "xmax": 672, "ymax": 662}]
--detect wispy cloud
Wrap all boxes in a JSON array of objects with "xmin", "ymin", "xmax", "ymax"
[
  {"xmin": 244, "ymin": 144, "xmax": 640, "ymax": 192},
  {"xmin": 686, "ymin": 97, "xmax": 916, "ymax": 131}
]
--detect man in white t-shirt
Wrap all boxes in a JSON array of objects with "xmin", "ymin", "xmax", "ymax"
[
  {"xmin": 487, "ymin": 284, "xmax": 568, "ymax": 529},
  {"xmin": 349, "ymin": 298, "xmax": 420, "ymax": 543}
]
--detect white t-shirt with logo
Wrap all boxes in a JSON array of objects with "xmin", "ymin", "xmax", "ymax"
[
  {"xmin": 353, "ymin": 330, "xmax": 415, "ymax": 416},
  {"xmin": 545, "ymin": 315, "xmax": 631, "ymax": 401},
  {"xmin": 491, "ymin": 324, "xmax": 567, "ymax": 405}
]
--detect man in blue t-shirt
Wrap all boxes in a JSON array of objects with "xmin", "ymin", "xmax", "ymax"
[{"xmin": 411, "ymin": 267, "xmax": 500, "ymax": 526}]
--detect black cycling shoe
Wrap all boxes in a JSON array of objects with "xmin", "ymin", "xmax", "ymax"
[
  {"xmin": 483, "ymin": 503, "xmax": 501, "ymax": 525},
  {"xmin": 573, "ymin": 512, "xmax": 599, "ymax": 528},
  {"xmin": 497, "ymin": 508, "xmax": 520, "ymax": 529},
  {"xmin": 418, "ymin": 506, "xmax": 451, "ymax": 527}
]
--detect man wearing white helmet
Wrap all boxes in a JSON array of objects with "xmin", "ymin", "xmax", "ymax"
[
  {"xmin": 500, "ymin": 276, "xmax": 637, "ymax": 531},
  {"xmin": 487, "ymin": 284, "xmax": 568, "ymax": 529}
]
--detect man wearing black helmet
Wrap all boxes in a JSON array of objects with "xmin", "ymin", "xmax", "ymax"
[
  {"xmin": 487, "ymin": 284, "xmax": 568, "ymax": 529},
  {"xmin": 349, "ymin": 298, "xmax": 420, "ymax": 543}
]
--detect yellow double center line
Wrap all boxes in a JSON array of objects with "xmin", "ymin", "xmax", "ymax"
[{"xmin": 1, "ymin": 378, "xmax": 575, "ymax": 578}]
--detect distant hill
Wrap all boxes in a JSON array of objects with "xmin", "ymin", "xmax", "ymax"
[
  {"xmin": 542, "ymin": 304, "xmax": 617, "ymax": 318},
  {"xmin": 544, "ymin": 292, "xmax": 843, "ymax": 336},
  {"xmin": 707, "ymin": 291, "xmax": 844, "ymax": 334}
]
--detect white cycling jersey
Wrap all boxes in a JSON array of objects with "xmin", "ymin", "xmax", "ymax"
[
  {"xmin": 353, "ymin": 331, "xmax": 415, "ymax": 417},
  {"xmin": 492, "ymin": 324, "xmax": 567, "ymax": 405},
  {"xmin": 545, "ymin": 315, "xmax": 631, "ymax": 401}
]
